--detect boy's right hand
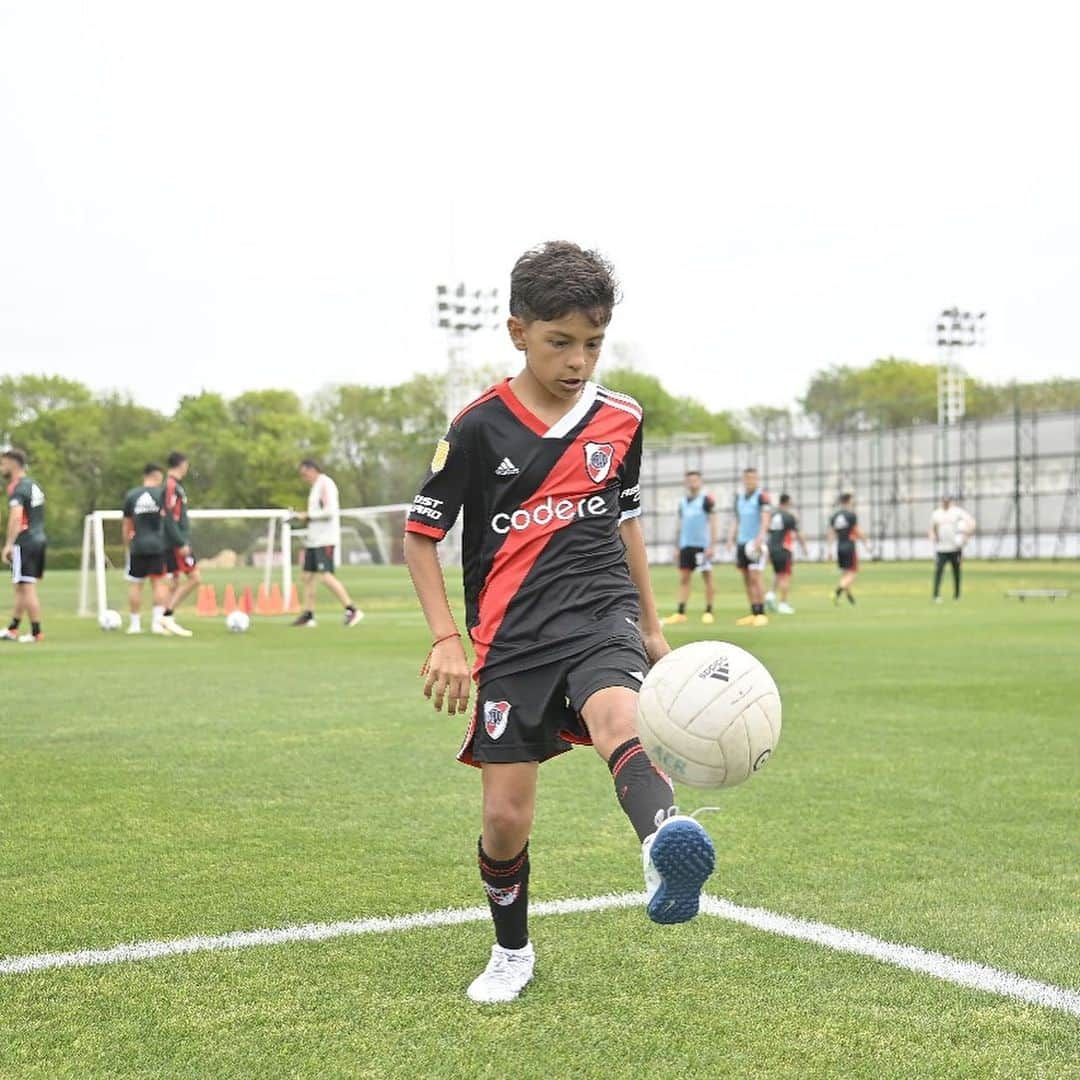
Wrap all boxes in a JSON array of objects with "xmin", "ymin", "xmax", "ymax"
[{"xmin": 423, "ymin": 636, "xmax": 472, "ymax": 716}]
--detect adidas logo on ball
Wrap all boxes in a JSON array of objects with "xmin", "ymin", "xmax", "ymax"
[{"xmin": 699, "ymin": 657, "xmax": 730, "ymax": 682}]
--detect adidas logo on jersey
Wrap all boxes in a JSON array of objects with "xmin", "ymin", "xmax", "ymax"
[
  {"xmin": 134, "ymin": 491, "xmax": 160, "ymax": 514},
  {"xmin": 495, "ymin": 458, "xmax": 520, "ymax": 477}
]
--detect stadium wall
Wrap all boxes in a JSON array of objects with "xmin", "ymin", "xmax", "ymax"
[{"xmin": 640, "ymin": 408, "xmax": 1080, "ymax": 562}]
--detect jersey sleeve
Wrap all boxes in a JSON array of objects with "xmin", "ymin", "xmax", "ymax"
[
  {"xmin": 406, "ymin": 423, "xmax": 470, "ymax": 541},
  {"xmin": 122, "ymin": 491, "xmax": 134, "ymax": 520},
  {"xmin": 702, "ymin": 495, "xmax": 715, "ymax": 514},
  {"xmin": 759, "ymin": 490, "xmax": 772, "ymax": 508},
  {"xmin": 617, "ymin": 422, "xmax": 643, "ymax": 523}
]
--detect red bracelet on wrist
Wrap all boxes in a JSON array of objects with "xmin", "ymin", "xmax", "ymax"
[{"xmin": 420, "ymin": 631, "xmax": 462, "ymax": 676}]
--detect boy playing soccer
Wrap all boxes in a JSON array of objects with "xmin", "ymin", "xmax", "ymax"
[{"xmin": 404, "ymin": 242, "xmax": 715, "ymax": 1005}]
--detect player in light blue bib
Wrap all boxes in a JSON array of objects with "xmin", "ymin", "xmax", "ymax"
[
  {"xmin": 662, "ymin": 471, "xmax": 717, "ymax": 626},
  {"xmin": 726, "ymin": 466, "xmax": 772, "ymax": 626}
]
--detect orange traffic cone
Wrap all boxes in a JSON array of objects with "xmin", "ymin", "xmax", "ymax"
[
  {"xmin": 240, "ymin": 586, "xmax": 254, "ymax": 615},
  {"xmin": 255, "ymin": 583, "xmax": 271, "ymax": 616},
  {"xmin": 202, "ymin": 584, "xmax": 219, "ymax": 617},
  {"xmin": 223, "ymin": 584, "xmax": 238, "ymax": 615},
  {"xmin": 194, "ymin": 586, "xmax": 208, "ymax": 616},
  {"xmin": 286, "ymin": 584, "xmax": 301, "ymax": 614},
  {"xmin": 268, "ymin": 582, "xmax": 284, "ymax": 615}
]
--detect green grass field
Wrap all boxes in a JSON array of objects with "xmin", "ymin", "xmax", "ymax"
[{"xmin": 2, "ymin": 560, "xmax": 1078, "ymax": 1078}]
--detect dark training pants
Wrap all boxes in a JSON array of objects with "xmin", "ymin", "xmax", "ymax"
[{"xmin": 933, "ymin": 551, "xmax": 962, "ymax": 599}]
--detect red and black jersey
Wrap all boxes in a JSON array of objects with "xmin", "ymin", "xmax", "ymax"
[
  {"xmin": 406, "ymin": 379, "xmax": 644, "ymax": 680},
  {"xmin": 768, "ymin": 509, "xmax": 798, "ymax": 554}
]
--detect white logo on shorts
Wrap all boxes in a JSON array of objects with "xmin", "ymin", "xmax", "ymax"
[{"xmin": 484, "ymin": 700, "xmax": 511, "ymax": 740}]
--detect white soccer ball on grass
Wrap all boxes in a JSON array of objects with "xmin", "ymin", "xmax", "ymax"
[
  {"xmin": 637, "ymin": 640, "xmax": 782, "ymax": 789},
  {"xmin": 98, "ymin": 609, "xmax": 122, "ymax": 631},
  {"xmin": 225, "ymin": 610, "xmax": 251, "ymax": 633}
]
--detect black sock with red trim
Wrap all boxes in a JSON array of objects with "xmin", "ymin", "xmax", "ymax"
[
  {"xmin": 8, "ymin": 618, "xmax": 19, "ymax": 632},
  {"xmin": 608, "ymin": 737, "xmax": 675, "ymax": 842},
  {"xmin": 478, "ymin": 839, "xmax": 530, "ymax": 950}
]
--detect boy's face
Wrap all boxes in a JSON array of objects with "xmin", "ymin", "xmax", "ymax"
[
  {"xmin": 743, "ymin": 471, "xmax": 758, "ymax": 494},
  {"xmin": 508, "ymin": 310, "xmax": 607, "ymax": 401}
]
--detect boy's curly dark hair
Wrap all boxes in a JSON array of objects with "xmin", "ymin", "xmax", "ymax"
[{"xmin": 509, "ymin": 241, "xmax": 620, "ymax": 326}]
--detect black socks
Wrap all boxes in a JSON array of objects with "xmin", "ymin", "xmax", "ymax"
[
  {"xmin": 607, "ymin": 737, "xmax": 675, "ymax": 842},
  {"xmin": 478, "ymin": 840, "xmax": 530, "ymax": 950}
]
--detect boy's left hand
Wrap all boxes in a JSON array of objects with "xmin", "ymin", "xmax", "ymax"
[{"xmin": 641, "ymin": 628, "xmax": 671, "ymax": 665}]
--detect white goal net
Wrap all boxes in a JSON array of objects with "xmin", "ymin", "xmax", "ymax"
[{"xmin": 77, "ymin": 503, "xmax": 416, "ymax": 617}]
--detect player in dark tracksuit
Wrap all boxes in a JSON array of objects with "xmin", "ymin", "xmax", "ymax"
[{"xmin": 404, "ymin": 241, "xmax": 714, "ymax": 1004}]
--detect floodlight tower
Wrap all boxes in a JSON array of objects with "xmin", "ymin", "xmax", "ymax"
[
  {"xmin": 434, "ymin": 283, "xmax": 501, "ymax": 423},
  {"xmin": 934, "ymin": 307, "xmax": 986, "ymax": 494}
]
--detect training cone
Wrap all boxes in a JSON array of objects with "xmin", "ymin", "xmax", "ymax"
[
  {"xmin": 194, "ymin": 586, "xmax": 210, "ymax": 616},
  {"xmin": 286, "ymin": 584, "xmax": 301, "ymax": 614},
  {"xmin": 268, "ymin": 582, "xmax": 284, "ymax": 615},
  {"xmin": 202, "ymin": 584, "xmax": 219, "ymax": 617},
  {"xmin": 240, "ymin": 586, "xmax": 254, "ymax": 615},
  {"xmin": 223, "ymin": 584, "xmax": 238, "ymax": 615},
  {"xmin": 255, "ymin": 583, "xmax": 271, "ymax": 616}
]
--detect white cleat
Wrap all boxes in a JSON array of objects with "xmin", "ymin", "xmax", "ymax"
[
  {"xmin": 777, "ymin": 602, "xmax": 795, "ymax": 615},
  {"xmin": 126, "ymin": 625, "xmax": 142, "ymax": 635},
  {"xmin": 764, "ymin": 591, "xmax": 777, "ymax": 612},
  {"xmin": 466, "ymin": 942, "xmax": 535, "ymax": 1004},
  {"xmin": 159, "ymin": 615, "xmax": 193, "ymax": 638},
  {"xmin": 151, "ymin": 620, "xmax": 173, "ymax": 636}
]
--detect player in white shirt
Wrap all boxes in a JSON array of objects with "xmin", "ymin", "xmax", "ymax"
[
  {"xmin": 292, "ymin": 460, "xmax": 363, "ymax": 628},
  {"xmin": 929, "ymin": 495, "xmax": 975, "ymax": 603}
]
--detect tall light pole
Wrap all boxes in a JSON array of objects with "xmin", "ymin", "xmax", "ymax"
[
  {"xmin": 435, "ymin": 283, "xmax": 501, "ymax": 424},
  {"xmin": 934, "ymin": 307, "xmax": 986, "ymax": 494}
]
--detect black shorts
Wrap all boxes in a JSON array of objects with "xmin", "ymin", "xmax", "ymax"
[
  {"xmin": 126, "ymin": 551, "xmax": 167, "ymax": 581},
  {"xmin": 678, "ymin": 546, "xmax": 711, "ymax": 572},
  {"xmin": 303, "ymin": 546, "xmax": 335, "ymax": 573},
  {"xmin": 769, "ymin": 548, "xmax": 793, "ymax": 575},
  {"xmin": 459, "ymin": 634, "xmax": 650, "ymax": 767},
  {"xmin": 736, "ymin": 541, "xmax": 767, "ymax": 571},
  {"xmin": 11, "ymin": 540, "xmax": 45, "ymax": 583},
  {"xmin": 837, "ymin": 542, "xmax": 858, "ymax": 571},
  {"xmin": 165, "ymin": 547, "xmax": 198, "ymax": 575}
]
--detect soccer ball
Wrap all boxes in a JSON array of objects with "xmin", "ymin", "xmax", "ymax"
[
  {"xmin": 743, "ymin": 539, "xmax": 762, "ymax": 561},
  {"xmin": 225, "ymin": 611, "xmax": 251, "ymax": 633},
  {"xmin": 637, "ymin": 640, "xmax": 782, "ymax": 789},
  {"xmin": 98, "ymin": 609, "xmax": 122, "ymax": 631}
]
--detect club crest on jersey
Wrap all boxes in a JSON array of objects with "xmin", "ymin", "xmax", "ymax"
[
  {"xmin": 584, "ymin": 441, "xmax": 615, "ymax": 484},
  {"xmin": 483, "ymin": 700, "xmax": 511, "ymax": 740},
  {"xmin": 483, "ymin": 882, "xmax": 522, "ymax": 906}
]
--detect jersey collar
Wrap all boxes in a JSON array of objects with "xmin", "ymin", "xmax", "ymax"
[{"xmin": 495, "ymin": 379, "xmax": 598, "ymax": 439}]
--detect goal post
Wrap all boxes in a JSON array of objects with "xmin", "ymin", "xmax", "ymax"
[{"xmin": 77, "ymin": 508, "xmax": 294, "ymax": 617}]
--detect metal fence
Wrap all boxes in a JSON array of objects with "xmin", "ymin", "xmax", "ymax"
[{"xmin": 639, "ymin": 408, "xmax": 1080, "ymax": 563}]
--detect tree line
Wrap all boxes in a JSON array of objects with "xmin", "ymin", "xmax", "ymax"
[{"xmin": 2, "ymin": 362, "xmax": 1076, "ymax": 548}]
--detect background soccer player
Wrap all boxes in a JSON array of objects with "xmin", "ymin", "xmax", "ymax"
[
  {"xmin": 122, "ymin": 464, "xmax": 170, "ymax": 635},
  {"xmin": 663, "ymin": 470, "xmax": 718, "ymax": 625},
  {"xmin": 765, "ymin": 493, "xmax": 808, "ymax": 615},
  {"xmin": 404, "ymin": 241, "xmax": 714, "ymax": 1005},
  {"xmin": 727, "ymin": 467, "xmax": 771, "ymax": 626},
  {"xmin": 291, "ymin": 460, "xmax": 362, "ymax": 628},
  {"xmin": 828, "ymin": 492, "xmax": 870, "ymax": 605},
  {"xmin": 929, "ymin": 494, "xmax": 976, "ymax": 602},
  {"xmin": 160, "ymin": 451, "xmax": 199, "ymax": 637},
  {"xmin": 1, "ymin": 448, "xmax": 47, "ymax": 644}
]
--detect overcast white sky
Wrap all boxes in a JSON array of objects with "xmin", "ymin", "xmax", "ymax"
[{"xmin": 1, "ymin": 1, "xmax": 1078, "ymax": 417}]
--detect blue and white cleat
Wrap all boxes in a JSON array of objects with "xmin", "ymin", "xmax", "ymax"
[{"xmin": 643, "ymin": 814, "xmax": 716, "ymax": 924}]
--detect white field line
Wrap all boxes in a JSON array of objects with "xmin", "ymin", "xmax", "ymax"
[{"xmin": 2, "ymin": 891, "xmax": 1078, "ymax": 1018}]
